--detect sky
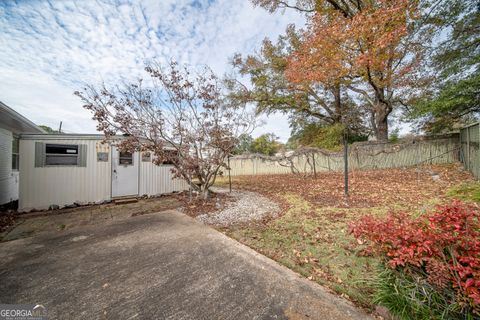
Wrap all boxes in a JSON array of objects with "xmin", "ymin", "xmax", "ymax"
[{"xmin": 0, "ymin": 0, "xmax": 305, "ymax": 141}]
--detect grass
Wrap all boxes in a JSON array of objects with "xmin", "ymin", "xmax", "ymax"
[
  {"xmin": 226, "ymin": 194, "xmax": 383, "ymax": 306},
  {"xmin": 372, "ymin": 267, "xmax": 460, "ymax": 320},
  {"xmin": 447, "ymin": 181, "xmax": 480, "ymax": 202},
  {"xmin": 214, "ymin": 164, "xmax": 474, "ymax": 311}
]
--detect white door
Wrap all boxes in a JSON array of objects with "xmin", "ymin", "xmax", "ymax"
[{"xmin": 111, "ymin": 147, "xmax": 139, "ymax": 197}]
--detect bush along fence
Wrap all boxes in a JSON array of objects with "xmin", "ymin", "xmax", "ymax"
[
  {"xmin": 460, "ymin": 123, "xmax": 480, "ymax": 179},
  {"xmin": 227, "ymin": 134, "xmax": 460, "ymax": 176}
]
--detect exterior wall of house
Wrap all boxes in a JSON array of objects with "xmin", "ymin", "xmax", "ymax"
[
  {"xmin": 19, "ymin": 137, "xmax": 111, "ymax": 211},
  {"xmin": 139, "ymin": 158, "xmax": 188, "ymax": 196},
  {"xmin": 19, "ymin": 135, "xmax": 188, "ymax": 212},
  {"xmin": 0, "ymin": 127, "xmax": 18, "ymax": 205}
]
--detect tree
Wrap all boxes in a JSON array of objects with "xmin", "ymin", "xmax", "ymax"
[
  {"xmin": 288, "ymin": 122, "xmax": 367, "ymax": 150},
  {"xmin": 251, "ymin": 133, "xmax": 283, "ymax": 155},
  {"xmin": 411, "ymin": 73, "xmax": 480, "ymax": 133},
  {"xmin": 286, "ymin": 0, "xmax": 428, "ymax": 141},
  {"xmin": 38, "ymin": 125, "xmax": 59, "ymax": 134},
  {"xmin": 251, "ymin": 0, "xmax": 328, "ymax": 14},
  {"xmin": 232, "ymin": 133, "xmax": 254, "ymax": 154},
  {"xmin": 409, "ymin": 1, "xmax": 480, "ymax": 132},
  {"xmin": 75, "ymin": 61, "xmax": 255, "ymax": 199},
  {"xmin": 227, "ymin": 26, "xmax": 366, "ymax": 138},
  {"xmin": 288, "ymin": 122, "xmax": 345, "ymax": 150},
  {"xmin": 430, "ymin": 0, "xmax": 479, "ymax": 80},
  {"xmin": 252, "ymin": 0, "xmax": 430, "ymax": 141}
]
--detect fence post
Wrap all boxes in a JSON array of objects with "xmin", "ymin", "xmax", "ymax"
[
  {"xmin": 228, "ymin": 155, "xmax": 232, "ymax": 193},
  {"xmin": 467, "ymin": 127, "xmax": 471, "ymax": 172},
  {"xmin": 344, "ymin": 136, "xmax": 349, "ymax": 197},
  {"xmin": 429, "ymin": 145, "xmax": 432, "ymax": 165}
]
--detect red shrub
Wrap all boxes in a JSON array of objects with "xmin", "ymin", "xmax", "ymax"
[{"xmin": 350, "ymin": 201, "xmax": 480, "ymax": 309}]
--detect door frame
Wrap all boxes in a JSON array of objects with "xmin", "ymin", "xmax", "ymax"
[{"xmin": 110, "ymin": 147, "xmax": 140, "ymax": 199}]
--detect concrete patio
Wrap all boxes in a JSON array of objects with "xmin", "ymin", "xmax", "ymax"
[{"xmin": 0, "ymin": 210, "xmax": 372, "ymax": 319}]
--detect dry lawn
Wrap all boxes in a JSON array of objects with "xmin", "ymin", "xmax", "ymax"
[{"xmin": 214, "ymin": 164, "xmax": 474, "ymax": 310}]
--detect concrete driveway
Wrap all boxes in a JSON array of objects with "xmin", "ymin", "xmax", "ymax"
[{"xmin": 0, "ymin": 210, "xmax": 372, "ymax": 319}]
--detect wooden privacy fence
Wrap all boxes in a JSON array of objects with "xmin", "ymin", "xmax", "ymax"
[
  {"xmin": 460, "ymin": 123, "xmax": 480, "ymax": 178},
  {"xmin": 227, "ymin": 135, "xmax": 460, "ymax": 176}
]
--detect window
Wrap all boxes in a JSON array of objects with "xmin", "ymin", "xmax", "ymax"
[
  {"xmin": 12, "ymin": 138, "xmax": 19, "ymax": 170},
  {"xmin": 119, "ymin": 152, "xmax": 133, "ymax": 165},
  {"xmin": 34, "ymin": 142, "xmax": 86, "ymax": 167},
  {"xmin": 162, "ymin": 150, "xmax": 178, "ymax": 165},
  {"xmin": 45, "ymin": 144, "xmax": 79, "ymax": 166},
  {"xmin": 97, "ymin": 152, "xmax": 108, "ymax": 162},
  {"xmin": 141, "ymin": 152, "xmax": 151, "ymax": 162}
]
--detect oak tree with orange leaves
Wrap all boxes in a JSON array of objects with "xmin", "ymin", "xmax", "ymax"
[{"xmin": 253, "ymin": 0, "xmax": 431, "ymax": 141}]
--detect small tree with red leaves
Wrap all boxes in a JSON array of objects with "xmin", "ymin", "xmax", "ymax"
[
  {"xmin": 350, "ymin": 201, "xmax": 480, "ymax": 317},
  {"xmin": 75, "ymin": 61, "xmax": 255, "ymax": 199}
]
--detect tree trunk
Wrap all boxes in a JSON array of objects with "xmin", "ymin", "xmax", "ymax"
[
  {"xmin": 374, "ymin": 103, "xmax": 390, "ymax": 142},
  {"xmin": 333, "ymin": 84, "xmax": 342, "ymax": 123},
  {"xmin": 375, "ymin": 115, "xmax": 388, "ymax": 141},
  {"xmin": 201, "ymin": 186, "xmax": 209, "ymax": 200}
]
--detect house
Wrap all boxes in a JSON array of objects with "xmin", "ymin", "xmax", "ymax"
[
  {"xmin": 18, "ymin": 134, "xmax": 188, "ymax": 211},
  {"xmin": 1, "ymin": 102, "xmax": 188, "ymax": 212},
  {"xmin": 0, "ymin": 101, "xmax": 45, "ymax": 207}
]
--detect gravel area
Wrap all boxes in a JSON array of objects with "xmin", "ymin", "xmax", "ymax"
[{"xmin": 196, "ymin": 188, "xmax": 279, "ymax": 226}]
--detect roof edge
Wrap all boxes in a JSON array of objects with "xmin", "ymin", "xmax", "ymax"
[
  {"xmin": 20, "ymin": 133, "xmax": 106, "ymax": 140},
  {"xmin": 0, "ymin": 101, "xmax": 46, "ymax": 134},
  {"xmin": 19, "ymin": 134, "xmax": 177, "ymax": 149}
]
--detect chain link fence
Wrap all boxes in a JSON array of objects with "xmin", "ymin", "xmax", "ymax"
[{"xmin": 460, "ymin": 123, "xmax": 480, "ymax": 178}]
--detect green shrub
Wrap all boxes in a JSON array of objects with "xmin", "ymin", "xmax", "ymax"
[{"xmin": 389, "ymin": 128, "xmax": 400, "ymax": 143}]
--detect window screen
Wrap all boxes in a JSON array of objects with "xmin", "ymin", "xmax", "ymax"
[
  {"xmin": 45, "ymin": 144, "xmax": 79, "ymax": 166},
  {"xmin": 119, "ymin": 152, "xmax": 133, "ymax": 165}
]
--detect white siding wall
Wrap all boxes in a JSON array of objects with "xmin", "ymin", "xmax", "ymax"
[
  {"xmin": 0, "ymin": 128, "xmax": 18, "ymax": 204},
  {"xmin": 19, "ymin": 138, "xmax": 189, "ymax": 211},
  {"xmin": 139, "ymin": 161, "xmax": 189, "ymax": 196},
  {"xmin": 19, "ymin": 138, "xmax": 111, "ymax": 211}
]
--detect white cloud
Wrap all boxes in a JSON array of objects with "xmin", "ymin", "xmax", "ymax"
[
  {"xmin": 0, "ymin": 0, "xmax": 304, "ymax": 136},
  {"xmin": 0, "ymin": 68, "xmax": 96, "ymax": 133}
]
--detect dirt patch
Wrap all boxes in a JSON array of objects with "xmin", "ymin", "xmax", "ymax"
[
  {"xmin": 1, "ymin": 195, "xmax": 181, "ymax": 242},
  {"xmin": 176, "ymin": 191, "xmax": 234, "ymax": 218},
  {"xmin": 0, "ymin": 212, "xmax": 16, "ymax": 234},
  {"xmin": 18, "ymin": 195, "xmax": 180, "ymax": 219}
]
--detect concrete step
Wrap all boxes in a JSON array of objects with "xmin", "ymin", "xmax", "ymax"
[{"xmin": 114, "ymin": 197, "xmax": 139, "ymax": 205}]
